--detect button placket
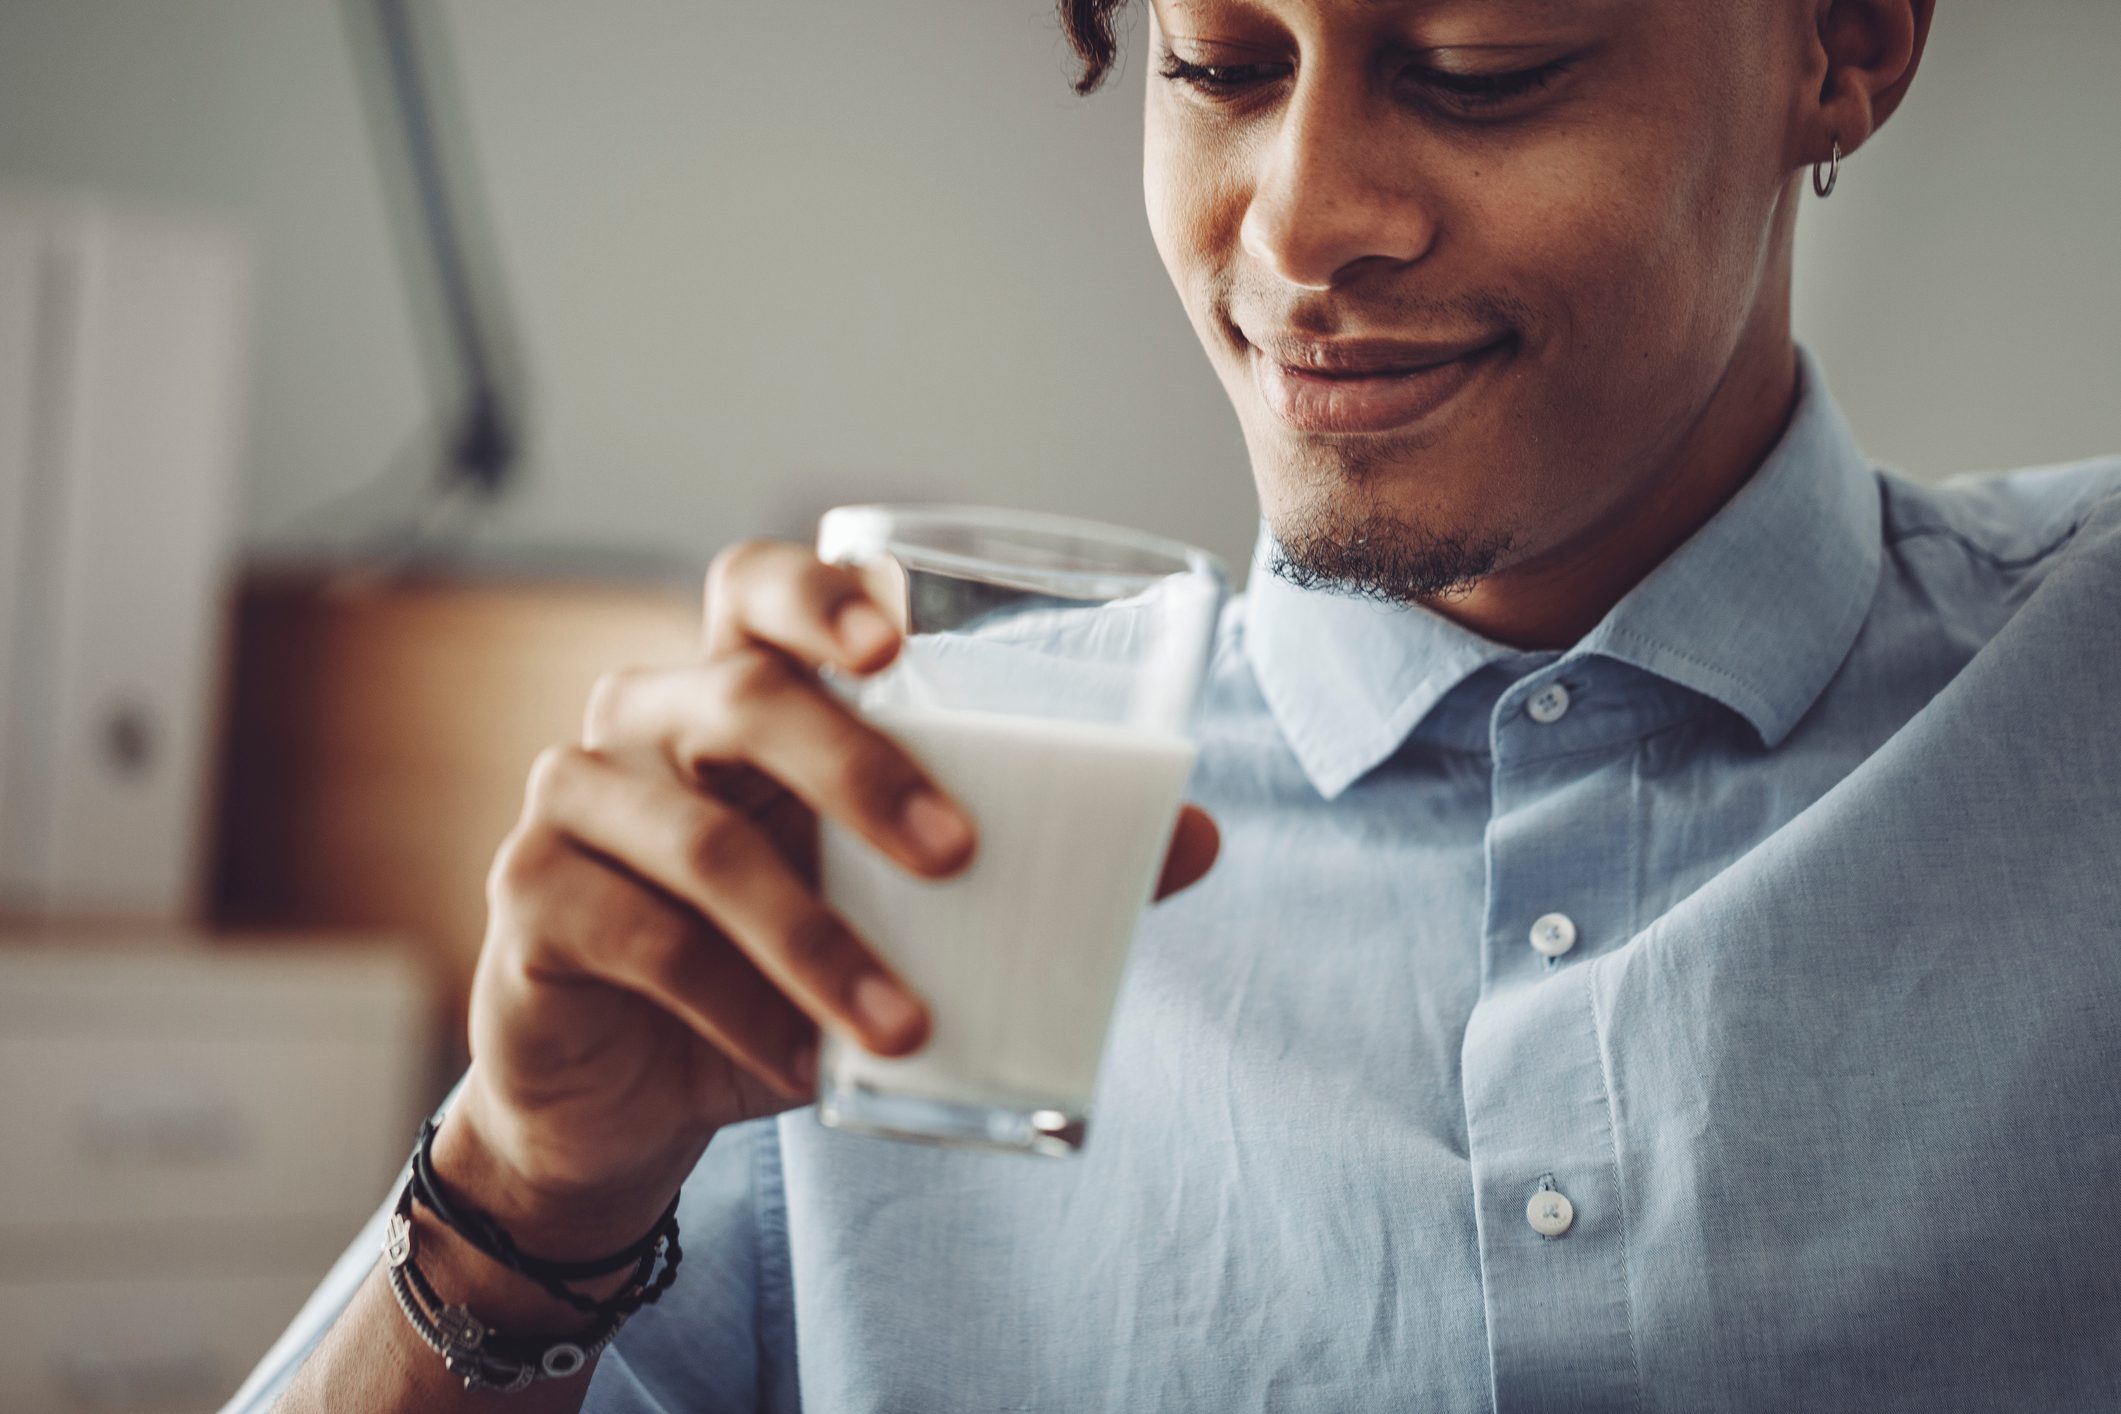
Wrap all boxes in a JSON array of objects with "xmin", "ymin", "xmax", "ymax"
[
  {"xmin": 1468, "ymin": 663, "xmax": 1643, "ymax": 1409},
  {"xmin": 1460, "ymin": 966, "xmax": 1639, "ymax": 1407}
]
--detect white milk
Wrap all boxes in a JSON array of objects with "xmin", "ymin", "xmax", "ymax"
[{"xmin": 819, "ymin": 703, "xmax": 1197, "ymax": 1110}]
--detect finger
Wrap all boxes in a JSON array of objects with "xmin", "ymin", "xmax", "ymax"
[
  {"xmin": 494, "ymin": 828, "xmax": 818, "ymax": 1099},
  {"xmin": 529, "ymin": 745, "xmax": 930, "ymax": 1057},
  {"xmin": 703, "ymin": 539, "xmax": 902, "ymax": 674},
  {"xmin": 585, "ymin": 652, "xmax": 976, "ymax": 878},
  {"xmin": 1153, "ymin": 805, "xmax": 1220, "ymax": 902}
]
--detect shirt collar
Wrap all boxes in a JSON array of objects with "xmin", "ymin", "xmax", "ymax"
[{"xmin": 1245, "ymin": 346, "xmax": 1882, "ymax": 799}]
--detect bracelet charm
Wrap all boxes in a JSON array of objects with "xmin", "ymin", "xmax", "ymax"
[{"xmin": 434, "ymin": 1303, "xmax": 488, "ymax": 1353}]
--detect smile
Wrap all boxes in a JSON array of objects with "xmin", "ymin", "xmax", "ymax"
[{"xmin": 1250, "ymin": 336, "xmax": 1512, "ymax": 435}]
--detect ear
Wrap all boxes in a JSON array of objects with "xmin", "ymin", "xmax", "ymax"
[{"xmin": 1803, "ymin": 0, "xmax": 1936, "ymax": 164}]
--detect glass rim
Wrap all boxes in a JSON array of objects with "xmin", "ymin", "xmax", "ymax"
[{"xmin": 818, "ymin": 502, "xmax": 1229, "ymax": 596}]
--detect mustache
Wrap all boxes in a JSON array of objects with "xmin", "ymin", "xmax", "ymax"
[{"xmin": 1229, "ymin": 287, "xmax": 1538, "ymax": 340}]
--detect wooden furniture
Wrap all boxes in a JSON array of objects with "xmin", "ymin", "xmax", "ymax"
[
  {"xmin": 210, "ymin": 566, "xmax": 702, "ymax": 1035},
  {"xmin": 0, "ymin": 929, "xmax": 431, "ymax": 1414}
]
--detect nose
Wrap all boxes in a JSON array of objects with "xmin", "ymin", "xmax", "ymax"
[{"xmin": 1238, "ymin": 71, "xmax": 1440, "ymax": 291}]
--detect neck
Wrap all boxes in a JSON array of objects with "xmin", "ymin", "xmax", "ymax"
[{"xmin": 1423, "ymin": 323, "xmax": 1801, "ymax": 653}]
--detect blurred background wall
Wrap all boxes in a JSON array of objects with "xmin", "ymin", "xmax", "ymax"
[
  {"xmin": 1, "ymin": 0, "xmax": 2115, "ymax": 585},
  {"xmin": 1791, "ymin": 1, "xmax": 2121, "ymax": 483}
]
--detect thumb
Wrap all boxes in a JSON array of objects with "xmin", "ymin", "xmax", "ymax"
[{"xmin": 1152, "ymin": 804, "xmax": 1220, "ymax": 902}]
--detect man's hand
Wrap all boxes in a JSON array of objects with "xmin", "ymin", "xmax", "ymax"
[{"xmin": 440, "ymin": 538, "xmax": 1222, "ymax": 1255}]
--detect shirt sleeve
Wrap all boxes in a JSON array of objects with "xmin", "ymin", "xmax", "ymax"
[{"xmin": 218, "ymin": 1095, "xmax": 790, "ymax": 1414}]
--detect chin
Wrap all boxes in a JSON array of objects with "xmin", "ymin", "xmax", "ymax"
[{"xmin": 1252, "ymin": 435, "xmax": 1523, "ymax": 603}]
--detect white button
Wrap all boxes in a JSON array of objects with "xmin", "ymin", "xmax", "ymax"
[
  {"xmin": 1529, "ymin": 912, "xmax": 1578, "ymax": 958},
  {"xmin": 1526, "ymin": 682, "xmax": 1571, "ymax": 724},
  {"xmin": 1527, "ymin": 1188, "xmax": 1575, "ymax": 1237}
]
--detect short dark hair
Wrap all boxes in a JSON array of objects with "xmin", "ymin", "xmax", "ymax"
[{"xmin": 1059, "ymin": 0, "xmax": 1133, "ymax": 95}]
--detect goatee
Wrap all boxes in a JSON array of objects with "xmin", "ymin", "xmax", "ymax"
[{"xmin": 1267, "ymin": 502, "xmax": 1514, "ymax": 605}]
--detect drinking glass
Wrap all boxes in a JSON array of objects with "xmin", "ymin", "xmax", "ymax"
[{"xmin": 811, "ymin": 504, "xmax": 1228, "ymax": 1156}]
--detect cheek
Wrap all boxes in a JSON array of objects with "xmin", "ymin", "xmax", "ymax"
[
  {"xmin": 1140, "ymin": 14, "xmax": 1184, "ymax": 287},
  {"xmin": 1141, "ymin": 117, "xmax": 1188, "ymax": 286},
  {"xmin": 1456, "ymin": 112, "xmax": 1751, "ymax": 362},
  {"xmin": 1144, "ymin": 117, "xmax": 1247, "ymax": 338}
]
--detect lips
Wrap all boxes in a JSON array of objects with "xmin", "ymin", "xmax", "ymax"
[{"xmin": 1248, "ymin": 333, "xmax": 1511, "ymax": 434}]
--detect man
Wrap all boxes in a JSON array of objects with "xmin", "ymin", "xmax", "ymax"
[{"xmin": 235, "ymin": 0, "xmax": 2121, "ymax": 1408}]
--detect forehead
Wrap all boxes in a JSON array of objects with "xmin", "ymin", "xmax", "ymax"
[
  {"xmin": 1151, "ymin": 0, "xmax": 1740, "ymax": 50},
  {"xmin": 1158, "ymin": 0, "xmax": 1628, "ymax": 14},
  {"xmin": 1152, "ymin": 0, "xmax": 1645, "ymax": 32}
]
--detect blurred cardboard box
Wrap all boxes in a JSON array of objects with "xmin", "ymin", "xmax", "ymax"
[{"xmin": 210, "ymin": 565, "xmax": 699, "ymax": 1042}]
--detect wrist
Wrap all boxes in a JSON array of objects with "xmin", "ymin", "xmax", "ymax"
[{"xmin": 435, "ymin": 1083, "xmax": 700, "ymax": 1263}]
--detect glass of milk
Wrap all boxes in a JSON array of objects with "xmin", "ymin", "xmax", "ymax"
[{"xmin": 811, "ymin": 504, "xmax": 1227, "ymax": 1157}]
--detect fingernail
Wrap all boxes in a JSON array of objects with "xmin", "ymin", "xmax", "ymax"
[
  {"xmin": 901, "ymin": 790, "xmax": 973, "ymax": 864},
  {"xmin": 852, "ymin": 973, "xmax": 926, "ymax": 1048},
  {"xmin": 836, "ymin": 602, "xmax": 896, "ymax": 663}
]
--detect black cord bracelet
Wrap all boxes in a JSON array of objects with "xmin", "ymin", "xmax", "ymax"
[{"xmin": 408, "ymin": 1118, "xmax": 684, "ymax": 1318}]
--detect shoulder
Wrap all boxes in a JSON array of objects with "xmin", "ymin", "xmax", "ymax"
[
  {"xmin": 1878, "ymin": 454, "xmax": 2121, "ymax": 574},
  {"xmin": 1865, "ymin": 455, "xmax": 2121, "ymax": 696}
]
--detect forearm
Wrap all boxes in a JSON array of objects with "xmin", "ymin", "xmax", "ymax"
[{"xmin": 271, "ymin": 1204, "xmax": 616, "ymax": 1414}]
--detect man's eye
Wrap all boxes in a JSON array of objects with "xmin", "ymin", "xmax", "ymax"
[
  {"xmin": 1419, "ymin": 60, "xmax": 1571, "ymax": 111},
  {"xmin": 1155, "ymin": 50, "xmax": 1571, "ymax": 116},
  {"xmin": 1155, "ymin": 54, "xmax": 1286, "ymax": 98}
]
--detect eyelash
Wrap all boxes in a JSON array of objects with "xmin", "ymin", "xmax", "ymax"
[{"xmin": 1155, "ymin": 51, "xmax": 1570, "ymax": 114}]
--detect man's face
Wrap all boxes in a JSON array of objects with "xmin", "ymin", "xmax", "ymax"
[{"xmin": 1143, "ymin": 0, "xmax": 1805, "ymax": 601}]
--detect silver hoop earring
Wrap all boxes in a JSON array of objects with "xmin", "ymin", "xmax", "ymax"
[{"xmin": 1812, "ymin": 139, "xmax": 1841, "ymax": 198}]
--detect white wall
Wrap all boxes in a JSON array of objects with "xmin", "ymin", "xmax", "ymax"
[
  {"xmin": 1, "ymin": 2, "xmax": 2115, "ymax": 583},
  {"xmin": 1793, "ymin": 0, "xmax": 2121, "ymax": 481},
  {"xmin": 0, "ymin": 0, "xmax": 1255, "ymax": 574}
]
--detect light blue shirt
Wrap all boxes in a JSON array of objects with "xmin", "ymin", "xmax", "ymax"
[{"xmin": 229, "ymin": 351, "xmax": 2121, "ymax": 1412}]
